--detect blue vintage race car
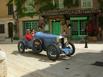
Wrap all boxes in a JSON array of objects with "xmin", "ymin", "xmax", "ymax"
[{"xmin": 18, "ymin": 32, "xmax": 75, "ymax": 61}]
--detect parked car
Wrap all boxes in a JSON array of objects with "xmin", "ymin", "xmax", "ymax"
[{"xmin": 18, "ymin": 32, "xmax": 75, "ymax": 61}]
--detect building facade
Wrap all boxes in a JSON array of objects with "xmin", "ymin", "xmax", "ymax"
[
  {"xmin": 0, "ymin": 0, "xmax": 14, "ymax": 40},
  {"xmin": 0, "ymin": 0, "xmax": 39, "ymax": 40},
  {"xmin": 42, "ymin": 0, "xmax": 102, "ymax": 41},
  {"xmin": 0, "ymin": 0, "xmax": 102, "ymax": 41}
]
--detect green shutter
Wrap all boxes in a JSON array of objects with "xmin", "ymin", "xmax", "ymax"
[{"xmin": 52, "ymin": 21, "xmax": 61, "ymax": 35}]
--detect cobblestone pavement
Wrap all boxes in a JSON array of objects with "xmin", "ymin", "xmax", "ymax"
[{"xmin": 0, "ymin": 43, "xmax": 103, "ymax": 77}]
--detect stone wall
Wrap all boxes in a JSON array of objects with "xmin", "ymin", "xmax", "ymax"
[{"xmin": 88, "ymin": 36, "xmax": 97, "ymax": 42}]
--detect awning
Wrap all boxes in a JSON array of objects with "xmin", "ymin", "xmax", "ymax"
[{"xmin": 42, "ymin": 8, "xmax": 101, "ymax": 16}]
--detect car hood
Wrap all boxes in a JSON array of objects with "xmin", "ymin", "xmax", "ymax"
[{"xmin": 35, "ymin": 32, "xmax": 63, "ymax": 39}]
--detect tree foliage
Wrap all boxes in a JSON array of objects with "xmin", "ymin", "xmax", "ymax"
[
  {"xmin": 8, "ymin": 0, "xmax": 37, "ymax": 17},
  {"xmin": 8, "ymin": 0, "xmax": 55, "ymax": 17},
  {"xmin": 15, "ymin": 0, "xmax": 26, "ymax": 17},
  {"xmin": 8, "ymin": 0, "xmax": 80, "ymax": 17}
]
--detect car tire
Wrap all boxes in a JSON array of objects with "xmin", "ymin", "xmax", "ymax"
[
  {"xmin": 66, "ymin": 42, "xmax": 75, "ymax": 56},
  {"xmin": 33, "ymin": 39, "xmax": 42, "ymax": 54},
  {"xmin": 18, "ymin": 42, "xmax": 25, "ymax": 53},
  {"xmin": 47, "ymin": 45, "xmax": 60, "ymax": 61}
]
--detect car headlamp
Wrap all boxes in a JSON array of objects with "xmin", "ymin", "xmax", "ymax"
[{"xmin": 59, "ymin": 36, "xmax": 63, "ymax": 39}]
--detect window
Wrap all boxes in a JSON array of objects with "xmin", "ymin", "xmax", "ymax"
[
  {"xmin": 54, "ymin": 0, "xmax": 64, "ymax": 9},
  {"xmin": 8, "ymin": 4, "xmax": 13, "ymax": 15},
  {"xmin": 23, "ymin": 20, "xmax": 38, "ymax": 34},
  {"xmin": 0, "ymin": 24, "xmax": 5, "ymax": 33},
  {"xmin": 80, "ymin": 20, "xmax": 87, "ymax": 35},
  {"xmin": 71, "ymin": 20, "xmax": 78, "ymax": 35},
  {"xmin": 55, "ymin": 0, "xmax": 59, "ymax": 8},
  {"xmin": 81, "ymin": 0, "xmax": 93, "ymax": 8},
  {"xmin": 64, "ymin": 0, "xmax": 79, "ymax": 8},
  {"xmin": 59, "ymin": 0, "xmax": 64, "ymax": 9}
]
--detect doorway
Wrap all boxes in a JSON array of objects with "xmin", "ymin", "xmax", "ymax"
[
  {"xmin": 8, "ymin": 22, "xmax": 13, "ymax": 38},
  {"xmin": 52, "ymin": 21, "xmax": 61, "ymax": 35}
]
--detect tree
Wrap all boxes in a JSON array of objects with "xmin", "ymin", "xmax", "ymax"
[
  {"xmin": 7, "ymin": 0, "xmax": 61, "ymax": 17},
  {"xmin": 8, "ymin": 0, "xmax": 38, "ymax": 17}
]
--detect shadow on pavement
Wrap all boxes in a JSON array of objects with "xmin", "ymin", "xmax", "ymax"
[
  {"xmin": 12, "ymin": 50, "xmax": 69, "ymax": 62},
  {"xmin": 12, "ymin": 50, "xmax": 50, "ymax": 62},
  {"xmin": 16, "ymin": 49, "xmax": 103, "ymax": 77}
]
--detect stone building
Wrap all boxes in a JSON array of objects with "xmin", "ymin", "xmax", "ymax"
[{"xmin": 42, "ymin": 0, "xmax": 102, "ymax": 41}]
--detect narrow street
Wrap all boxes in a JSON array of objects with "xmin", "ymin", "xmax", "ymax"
[{"xmin": 0, "ymin": 43, "xmax": 103, "ymax": 77}]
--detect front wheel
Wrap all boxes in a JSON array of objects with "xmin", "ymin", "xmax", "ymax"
[
  {"xmin": 66, "ymin": 42, "xmax": 75, "ymax": 56},
  {"xmin": 18, "ymin": 42, "xmax": 25, "ymax": 53},
  {"xmin": 47, "ymin": 45, "xmax": 60, "ymax": 61}
]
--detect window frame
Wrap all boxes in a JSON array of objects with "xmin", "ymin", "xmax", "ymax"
[
  {"xmin": 58, "ymin": 0, "xmax": 64, "ymax": 9},
  {"xmin": 0, "ymin": 24, "xmax": 5, "ymax": 33},
  {"xmin": 8, "ymin": 3, "xmax": 13, "ymax": 15},
  {"xmin": 81, "ymin": 0, "xmax": 93, "ymax": 8}
]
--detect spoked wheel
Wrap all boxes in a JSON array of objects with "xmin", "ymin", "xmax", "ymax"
[
  {"xmin": 33, "ymin": 39, "xmax": 42, "ymax": 54},
  {"xmin": 65, "ymin": 42, "xmax": 75, "ymax": 56},
  {"xmin": 18, "ymin": 42, "xmax": 25, "ymax": 53},
  {"xmin": 47, "ymin": 45, "xmax": 60, "ymax": 61}
]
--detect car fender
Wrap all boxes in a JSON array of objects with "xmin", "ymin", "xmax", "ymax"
[
  {"xmin": 18, "ymin": 39, "xmax": 27, "ymax": 47},
  {"xmin": 47, "ymin": 44, "xmax": 60, "ymax": 51}
]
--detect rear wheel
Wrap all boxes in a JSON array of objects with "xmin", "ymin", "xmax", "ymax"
[
  {"xmin": 18, "ymin": 42, "xmax": 25, "ymax": 53},
  {"xmin": 47, "ymin": 45, "xmax": 60, "ymax": 61},
  {"xmin": 33, "ymin": 39, "xmax": 42, "ymax": 54}
]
